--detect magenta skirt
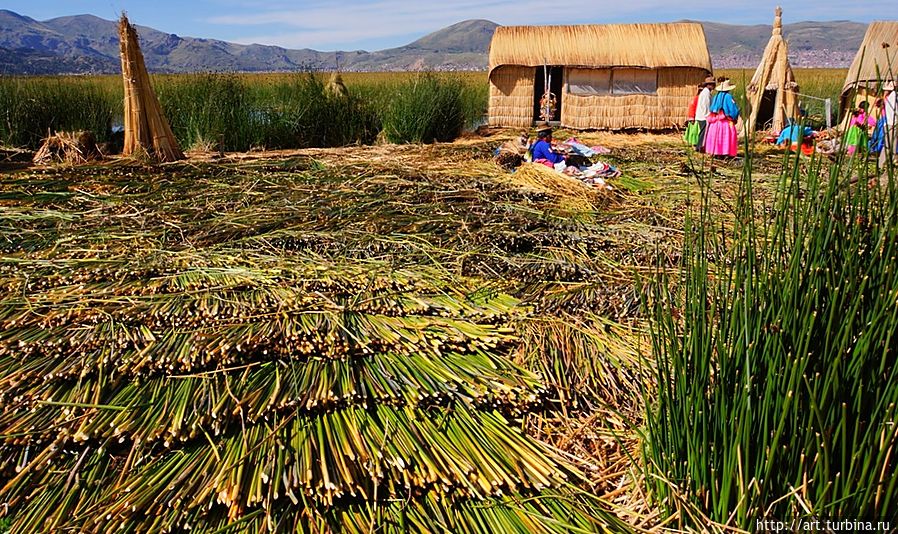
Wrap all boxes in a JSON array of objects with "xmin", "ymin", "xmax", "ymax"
[{"xmin": 704, "ymin": 112, "xmax": 738, "ymax": 156}]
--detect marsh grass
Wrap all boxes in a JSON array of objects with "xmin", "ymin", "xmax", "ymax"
[
  {"xmin": 644, "ymin": 134, "xmax": 898, "ymax": 528},
  {"xmin": 0, "ymin": 71, "xmax": 488, "ymax": 151},
  {"xmin": 156, "ymin": 73, "xmax": 380, "ymax": 151},
  {"xmin": 381, "ymin": 74, "xmax": 469, "ymax": 143},
  {"xmin": 0, "ymin": 76, "xmax": 118, "ymax": 149}
]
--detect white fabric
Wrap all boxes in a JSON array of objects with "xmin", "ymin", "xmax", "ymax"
[
  {"xmin": 695, "ymin": 87, "xmax": 712, "ymax": 121},
  {"xmin": 885, "ymin": 91, "xmax": 897, "ymax": 126}
]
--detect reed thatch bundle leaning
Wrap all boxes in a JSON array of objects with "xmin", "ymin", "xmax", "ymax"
[{"xmin": 119, "ymin": 14, "xmax": 183, "ymax": 162}]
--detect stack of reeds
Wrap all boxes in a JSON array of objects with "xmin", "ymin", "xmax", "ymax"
[
  {"xmin": 119, "ymin": 14, "xmax": 183, "ymax": 162},
  {"xmin": 31, "ymin": 131, "xmax": 101, "ymax": 165},
  {"xmin": 0, "ymin": 155, "xmax": 641, "ymax": 531},
  {"xmin": 504, "ymin": 162, "xmax": 607, "ymax": 212}
]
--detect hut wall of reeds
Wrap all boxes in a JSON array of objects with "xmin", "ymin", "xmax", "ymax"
[
  {"xmin": 487, "ymin": 24, "xmax": 713, "ymax": 130},
  {"xmin": 488, "ymin": 66, "xmax": 536, "ymax": 127},
  {"xmin": 840, "ymin": 21, "xmax": 898, "ymax": 119},
  {"xmin": 119, "ymin": 14, "xmax": 183, "ymax": 162},
  {"xmin": 746, "ymin": 7, "xmax": 799, "ymax": 134}
]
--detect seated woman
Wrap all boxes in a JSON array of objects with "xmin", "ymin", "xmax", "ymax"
[
  {"xmin": 776, "ymin": 116, "xmax": 815, "ymax": 154},
  {"xmin": 530, "ymin": 125, "xmax": 566, "ymax": 168}
]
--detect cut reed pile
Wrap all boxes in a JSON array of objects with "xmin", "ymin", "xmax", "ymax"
[
  {"xmin": 504, "ymin": 163, "xmax": 609, "ymax": 212},
  {"xmin": 32, "ymin": 131, "xmax": 101, "ymax": 165},
  {"xmin": 0, "ymin": 144, "xmax": 669, "ymax": 531}
]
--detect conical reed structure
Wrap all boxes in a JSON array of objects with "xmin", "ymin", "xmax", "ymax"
[
  {"xmin": 119, "ymin": 14, "xmax": 183, "ymax": 162},
  {"xmin": 746, "ymin": 7, "xmax": 799, "ymax": 134},
  {"xmin": 839, "ymin": 22, "xmax": 898, "ymax": 122}
]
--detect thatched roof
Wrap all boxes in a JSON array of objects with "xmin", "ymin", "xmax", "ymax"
[
  {"xmin": 842, "ymin": 21, "xmax": 898, "ymax": 96},
  {"xmin": 747, "ymin": 7, "xmax": 799, "ymax": 133},
  {"xmin": 488, "ymin": 23, "xmax": 712, "ymax": 73}
]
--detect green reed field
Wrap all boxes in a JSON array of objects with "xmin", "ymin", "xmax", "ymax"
[
  {"xmin": 0, "ymin": 69, "xmax": 840, "ymax": 151},
  {"xmin": 0, "ymin": 72, "xmax": 489, "ymax": 151}
]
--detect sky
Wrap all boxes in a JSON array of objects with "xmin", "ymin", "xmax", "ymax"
[{"xmin": 4, "ymin": 0, "xmax": 898, "ymax": 51}]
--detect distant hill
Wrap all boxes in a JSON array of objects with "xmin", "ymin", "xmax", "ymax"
[
  {"xmin": 0, "ymin": 10, "xmax": 868, "ymax": 75},
  {"xmin": 698, "ymin": 19, "xmax": 866, "ymax": 68}
]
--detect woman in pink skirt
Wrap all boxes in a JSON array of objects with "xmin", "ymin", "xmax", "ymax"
[{"xmin": 703, "ymin": 79, "xmax": 740, "ymax": 157}]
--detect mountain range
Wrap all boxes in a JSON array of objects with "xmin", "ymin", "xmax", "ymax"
[{"xmin": 0, "ymin": 9, "xmax": 867, "ymax": 75}]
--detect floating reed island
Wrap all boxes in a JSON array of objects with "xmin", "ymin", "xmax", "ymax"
[{"xmin": 0, "ymin": 149, "xmax": 653, "ymax": 532}]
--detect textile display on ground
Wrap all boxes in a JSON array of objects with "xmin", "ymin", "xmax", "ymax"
[{"xmin": 494, "ymin": 136, "xmax": 620, "ymax": 190}]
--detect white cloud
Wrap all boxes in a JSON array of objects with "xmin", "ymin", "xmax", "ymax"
[{"xmin": 208, "ymin": 0, "xmax": 898, "ymax": 50}]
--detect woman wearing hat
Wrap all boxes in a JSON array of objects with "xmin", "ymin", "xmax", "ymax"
[
  {"xmin": 703, "ymin": 78, "xmax": 740, "ymax": 157},
  {"xmin": 531, "ymin": 125, "xmax": 566, "ymax": 167}
]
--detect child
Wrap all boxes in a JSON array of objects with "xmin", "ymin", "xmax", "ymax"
[
  {"xmin": 684, "ymin": 84, "xmax": 702, "ymax": 146},
  {"xmin": 845, "ymin": 101, "xmax": 876, "ymax": 156}
]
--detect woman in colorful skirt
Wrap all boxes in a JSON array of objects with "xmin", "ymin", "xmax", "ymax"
[
  {"xmin": 703, "ymin": 79, "xmax": 740, "ymax": 157},
  {"xmin": 845, "ymin": 101, "xmax": 876, "ymax": 156}
]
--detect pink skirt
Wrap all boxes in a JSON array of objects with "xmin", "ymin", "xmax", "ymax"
[{"xmin": 704, "ymin": 114, "xmax": 738, "ymax": 156}]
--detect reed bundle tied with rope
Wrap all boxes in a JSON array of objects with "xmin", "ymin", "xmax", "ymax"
[{"xmin": 119, "ymin": 14, "xmax": 183, "ymax": 162}]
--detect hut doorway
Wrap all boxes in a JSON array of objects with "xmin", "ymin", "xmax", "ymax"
[
  {"xmin": 754, "ymin": 89, "xmax": 777, "ymax": 130},
  {"xmin": 533, "ymin": 66, "xmax": 564, "ymax": 123}
]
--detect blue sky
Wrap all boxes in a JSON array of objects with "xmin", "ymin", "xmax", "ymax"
[{"xmin": 5, "ymin": 0, "xmax": 898, "ymax": 51}]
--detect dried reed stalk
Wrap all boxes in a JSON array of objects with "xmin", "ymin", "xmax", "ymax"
[
  {"xmin": 32, "ymin": 131, "xmax": 101, "ymax": 165},
  {"xmin": 119, "ymin": 14, "xmax": 183, "ymax": 162}
]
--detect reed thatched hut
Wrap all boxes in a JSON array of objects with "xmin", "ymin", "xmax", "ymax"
[
  {"xmin": 840, "ymin": 21, "xmax": 898, "ymax": 120},
  {"xmin": 746, "ymin": 7, "xmax": 799, "ymax": 134},
  {"xmin": 488, "ymin": 23, "xmax": 712, "ymax": 130}
]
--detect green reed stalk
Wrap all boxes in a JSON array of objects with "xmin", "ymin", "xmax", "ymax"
[
  {"xmin": 645, "ymin": 135, "xmax": 898, "ymax": 528},
  {"xmin": 0, "ymin": 76, "xmax": 118, "ymax": 149}
]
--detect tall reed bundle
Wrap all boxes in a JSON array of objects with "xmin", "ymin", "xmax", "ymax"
[{"xmin": 119, "ymin": 14, "xmax": 183, "ymax": 162}]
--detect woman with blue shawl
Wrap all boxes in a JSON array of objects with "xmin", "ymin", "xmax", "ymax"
[
  {"xmin": 703, "ymin": 79, "xmax": 740, "ymax": 157},
  {"xmin": 869, "ymin": 98, "xmax": 887, "ymax": 154}
]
